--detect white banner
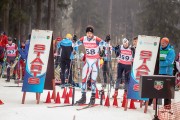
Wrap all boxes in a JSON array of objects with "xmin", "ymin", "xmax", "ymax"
[
  {"xmin": 22, "ymin": 30, "xmax": 53, "ymax": 93},
  {"xmin": 127, "ymin": 35, "xmax": 160, "ymax": 100}
]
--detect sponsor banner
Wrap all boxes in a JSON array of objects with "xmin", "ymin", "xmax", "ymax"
[
  {"xmin": 22, "ymin": 30, "xmax": 53, "ymax": 93},
  {"xmin": 127, "ymin": 35, "xmax": 160, "ymax": 100}
]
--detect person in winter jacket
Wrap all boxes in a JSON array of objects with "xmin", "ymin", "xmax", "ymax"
[
  {"xmin": 56, "ymin": 33, "xmax": 75, "ymax": 88},
  {"xmin": 159, "ymin": 37, "xmax": 175, "ymax": 109}
]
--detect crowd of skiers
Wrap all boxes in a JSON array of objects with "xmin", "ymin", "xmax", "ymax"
[
  {"xmin": 0, "ymin": 25, "xmax": 180, "ymax": 107},
  {"xmin": 0, "ymin": 32, "xmax": 30, "ymax": 83}
]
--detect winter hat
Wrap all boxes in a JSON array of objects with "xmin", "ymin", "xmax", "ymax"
[
  {"xmin": 122, "ymin": 38, "xmax": 129, "ymax": 44},
  {"xmin": 66, "ymin": 33, "xmax": 72, "ymax": 39},
  {"xmin": 161, "ymin": 37, "xmax": 169, "ymax": 44},
  {"xmin": 8, "ymin": 37, "xmax": 13, "ymax": 41},
  {"xmin": 86, "ymin": 26, "xmax": 94, "ymax": 33}
]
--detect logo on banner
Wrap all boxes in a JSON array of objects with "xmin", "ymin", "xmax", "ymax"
[
  {"xmin": 154, "ymin": 81, "xmax": 164, "ymax": 90},
  {"xmin": 154, "ymin": 42, "xmax": 157, "ymax": 46}
]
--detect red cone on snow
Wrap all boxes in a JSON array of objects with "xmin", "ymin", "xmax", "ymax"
[
  {"xmin": 104, "ymin": 95, "xmax": 110, "ymax": 107},
  {"xmin": 69, "ymin": 87, "xmax": 73, "ymax": 97},
  {"xmin": 51, "ymin": 90, "xmax": 56, "ymax": 99},
  {"xmin": 95, "ymin": 88, "xmax": 99, "ymax": 99},
  {"xmin": 62, "ymin": 88, "xmax": 67, "ymax": 98},
  {"xmin": 55, "ymin": 92, "xmax": 61, "ymax": 104},
  {"xmin": 45, "ymin": 91, "xmax": 51, "ymax": 103},
  {"xmin": 121, "ymin": 92, "xmax": 127, "ymax": 107},
  {"xmin": 64, "ymin": 92, "xmax": 70, "ymax": 104},
  {"xmin": 129, "ymin": 99, "xmax": 136, "ymax": 109},
  {"xmin": 113, "ymin": 97, "xmax": 118, "ymax": 107},
  {"xmin": 0, "ymin": 100, "xmax": 4, "ymax": 105}
]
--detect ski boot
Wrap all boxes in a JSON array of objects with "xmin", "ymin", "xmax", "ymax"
[
  {"xmin": 112, "ymin": 89, "xmax": 118, "ymax": 98},
  {"xmin": 75, "ymin": 92, "xmax": 86, "ymax": 105},
  {"xmin": 88, "ymin": 93, "xmax": 96, "ymax": 105},
  {"xmin": 5, "ymin": 79, "xmax": 10, "ymax": 82}
]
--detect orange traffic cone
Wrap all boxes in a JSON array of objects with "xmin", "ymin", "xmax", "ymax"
[
  {"xmin": 69, "ymin": 87, "xmax": 73, "ymax": 97},
  {"xmin": 55, "ymin": 92, "xmax": 61, "ymax": 104},
  {"xmin": 104, "ymin": 95, "xmax": 110, "ymax": 107},
  {"xmin": 0, "ymin": 100, "xmax": 4, "ymax": 105},
  {"xmin": 45, "ymin": 91, "xmax": 51, "ymax": 103},
  {"xmin": 129, "ymin": 99, "xmax": 136, "ymax": 109},
  {"xmin": 62, "ymin": 88, "xmax": 67, "ymax": 98},
  {"xmin": 113, "ymin": 97, "xmax": 118, "ymax": 107},
  {"xmin": 64, "ymin": 92, "xmax": 70, "ymax": 104},
  {"xmin": 95, "ymin": 88, "xmax": 99, "ymax": 99},
  {"xmin": 121, "ymin": 92, "xmax": 127, "ymax": 107},
  {"xmin": 51, "ymin": 90, "xmax": 56, "ymax": 99}
]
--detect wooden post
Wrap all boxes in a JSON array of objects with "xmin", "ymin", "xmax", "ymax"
[
  {"xmin": 52, "ymin": 79, "xmax": 56, "ymax": 102},
  {"xmin": 124, "ymin": 99, "xmax": 128, "ymax": 111},
  {"xmin": 22, "ymin": 92, "xmax": 26, "ymax": 104},
  {"xmin": 36, "ymin": 93, "xmax": 40, "ymax": 104},
  {"xmin": 140, "ymin": 100, "xmax": 143, "ymax": 108},
  {"xmin": 144, "ymin": 101, "xmax": 148, "ymax": 113}
]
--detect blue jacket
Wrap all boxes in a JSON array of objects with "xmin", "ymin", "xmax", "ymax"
[
  {"xmin": 25, "ymin": 40, "xmax": 30, "ymax": 58},
  {"xmin": 19, "ymin": 47, "xmax": 27, "ymax": 60},
  {"xmin": 159, "ymin": 44, "xmax": 175, "ymax": 75},
  {"xmin": 57, "ymin": 38, "xmax": 77, "ymax": 60}
]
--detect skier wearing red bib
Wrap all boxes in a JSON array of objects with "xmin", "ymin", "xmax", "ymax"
[
  {"xmin": 113, "ymin": 38, "xmax": 133, "ymax": 97},
  {"xmin": 5, "ymin": 37, "xmax": 18, "ymax": 82},
  {"xmin": 75, "ymin": 26, "xmax": 105, "ymax": 105}
]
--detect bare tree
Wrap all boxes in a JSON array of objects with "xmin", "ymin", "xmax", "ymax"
[
  {"xmin": 36, "ymin": 0, "xmax": 42, "ymax": 29},
  {"xmin": 47, "ymin": 0, "xmax": 51, "ymax": 29}
]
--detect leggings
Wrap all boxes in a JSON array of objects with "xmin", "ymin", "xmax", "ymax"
[{"xmin": 81, "ymin": 58, "xmax": 99, "ymax": 93}]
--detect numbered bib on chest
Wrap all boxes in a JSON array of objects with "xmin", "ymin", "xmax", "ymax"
[
  {"xmin": 83, "ymin": 36, "xmax": 100, "ymax": 59},
  {"xmin": 6, "ymin": 44, "xmax": 16, "ymax": 57},
  {"xmin": 118, "ymin": 45, "xmax": 132, "ymax": 65}
]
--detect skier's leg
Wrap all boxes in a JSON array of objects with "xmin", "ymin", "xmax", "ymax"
[
  {"xmin": 17, "ymin": 59, "xmax": 22, "ymax": 79},
  {"xmin": 124, "ymin": 65, "xmax": 131, "ymax": 92},
  {"xmin": 88, "ymin": 59, "xmax": 99, "ymax": 105},
  {"xmin": 22, "ymin": 60, "xmax": 26, "ymax": 79},
  {"xmin": 6, "ymin": 57, "xmax": 11, "ymax": 82},
  {"xmin": 115, "ymin": 63, "xmax": 124, "ymax": 89},
  {"xmin": 113, "ymin": 63, "xmax": 124, "ymax": 97},
  {"xmin": 81, "ymin": 60, "xmax": 92, "ymax": 92},
  {"xmin": 102, "ymin": 61, "xmax": 107, "ymax": 85},
  {"xmin": 60, "ymin": 60, "xmax": 66, "ymax": 87}
]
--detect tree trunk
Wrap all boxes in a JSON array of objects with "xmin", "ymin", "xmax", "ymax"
[
  {"xmin": 47, "ymin": 0, "xmax": 52, "ymax": 30},
  {"xmin": 53, "ymin": 0, "xmax": 57, "ymax": 37},
  {"xmin": 3, "ymin": 2, "xmax": 9, "ymax": 35},
  {"xmin": 36, "ymin": 0, "xmax": 42, "ymax": 29}
]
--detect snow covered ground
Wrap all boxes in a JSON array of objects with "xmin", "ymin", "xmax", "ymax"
[{"xmin": 0, "ymin": 78, "xmax": 180, "ymax": 120}]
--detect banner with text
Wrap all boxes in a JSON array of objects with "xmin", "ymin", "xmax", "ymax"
[
  {"xmin": 127, "ymin": 35, "xmax": 160, "ymax": 100},
  {"xmin": 22, "ymin": 30, "xmax": 53, "ymax": 93}
]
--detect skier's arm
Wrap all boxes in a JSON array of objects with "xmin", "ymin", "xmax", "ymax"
[{"xmin": 75, "ymin": 37, "xmax": 84, "ymax": 47}]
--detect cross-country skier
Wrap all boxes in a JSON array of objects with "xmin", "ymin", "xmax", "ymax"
[
  {"xmin": 113, "ymin": 38, "xmax": 133, "ymax": 98},
  {"xmin": 100, "ymin": 34, "xmax": 113, "ymax": 88},
  {"xmin": 56, "ymin": 33, "xmax": 75, "ymax": 88},
  {"xmin": 75, "ymin": 25, "xmax": 106, "ymax": 105},
  {"xmin": 5, "ymin": 37, "xmax": 18, "ymax": 82}
]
